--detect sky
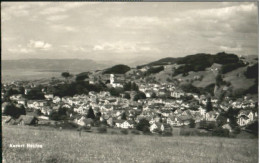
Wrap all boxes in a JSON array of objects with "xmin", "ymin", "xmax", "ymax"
[{"xmin": 1, "ymin": 2, "xmax": 258, "ymax": 65}]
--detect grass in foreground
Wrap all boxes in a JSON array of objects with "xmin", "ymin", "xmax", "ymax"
[{"xmin": 2, "ymin": 125, "xmax": 258, "ymax": 163}]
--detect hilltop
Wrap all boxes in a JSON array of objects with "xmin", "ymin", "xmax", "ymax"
[{"xmin": 103, "ymin": 64, "xmax": 131, "ymax": 74}]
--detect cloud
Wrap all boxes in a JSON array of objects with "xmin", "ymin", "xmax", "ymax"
[
  {"xmin": 93, "ymin": 41, "xmax": 159, "ymax": 53},
  {"xmin": 8, "ymin": 45, "xmax": 33, "ymax": 54},
  {"xmin": 220, "ymin": 45, "xmax": 242, "ymax": 52},
  {"xmin": 46, "ymin": 15, "xmax": 68, "ymax": 21},
  {"xmin": 61, "ymin": 45, "xmax": 89, "ymax": 52},
  {"xmin": 28, "ymin": 40, "xmax": 52, "ymax": 50},
  {"xmin": 50, "ymin": 24, "xmax": 76, "ymax": 32},
  {"xmin": 109, "ymin": 16, "xmax": 166, "ymax": 29},
  {"xmin": 1, "ymin": 3, "xmax": 30, "ymax": 21},
  {"xmin": 39, "ymin": 2, "xmax": 101, "ymax": 15}
]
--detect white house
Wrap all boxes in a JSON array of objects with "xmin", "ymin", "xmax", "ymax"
[{"xmin": 115, "ymin": 120, "xmax": 134, "ymax": 129}]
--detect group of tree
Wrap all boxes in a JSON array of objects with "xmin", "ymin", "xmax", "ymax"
[
  {"xmin": 3, "ymin": 87, "xmax": 25, "ymax": 101},
  {"xmin": 133, "ymin": 91, "xmax": 146, "ymax": 101},
  {"xmin": 172, "ymin": 52, "xmax": 240, "ymax": 76},
  {"xmin": 220, "ymin": 61, "xmax": 246, "ymax": 74},
  {"xmin": 136, "ymin": 118, "xmax": 150, "ymax": 134},
  {"xmin": 123, "ymin": 82, "xmax": 139, "ymax": 91},
  {"xmin": 49, "ymin": 107, "xmax": 73, "ymax": 121},
  {"xmin": 103, "ymin": 64, "xmax": 130, "ymax": 74},
  {"xmin": 53, "ymin": 81, "xmax": 107, "ymax": 97},
  {"xmin": 75, "ymin": 72, "xmax": 89, "ymax": 82},
  {"xmin": 180, "ymin": 84, "xmax": 200, "ymax": 94},
  {"xmin": 144, "ymin": 66, "xmax": 164, "ymax": 76},
  {"xmin": 26, "ymin": 87, "xmax": 45, "ymax": 100},
  {"xmin": 2, "ymin": 103, "xmax": 26, "ymax": 118}
]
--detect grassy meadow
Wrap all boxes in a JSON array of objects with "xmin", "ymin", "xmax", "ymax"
[{"xmin": 2, "ymin": 125, "xmax": 258, "ymax": 163}]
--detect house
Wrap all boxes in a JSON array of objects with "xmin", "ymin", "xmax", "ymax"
[
  {"xmin": 53, "ymin": 96, "xmax": 61, "ymax": 104},
  {"xmin": 114, "ymin": 120, "xmax": 134, "ymax": 129},
  {"xmin": 179, "ymin": 115, "xmax": 192, "ymax": 126},
  {"xmin": 24, "ymin": 88, "xmax": 32, "ymax": 95},
  {"xmin": 74, "ymin": 116, "xmax": 86, "ymax": 126},
  {"xmin": 170, "ymin": 91, "xmax": 184, "ymax": 98},
  {"xmin": 158, "ymin": 89, "xmax": 168, "ymax": 97},
  {"xmin": 44, "ymin": 94, "xmax": 54, "ymax": 100},
  {"xmin": 17, "ymin": 98, "xmax": 27, "ymax": 106},
  {"xmin": 74, "ymin": 117, "xmax": 94, "ymax": 127},
  {"xmin": 140, "ymin": 66, "xmax": 149, "ymax": 72},
  {"xmin": 150, "ymin": 123, "xmax": 164, "ymax": 133},
  {"xmin": 38, "ymin": 115, "xmax": 49, "ymax": 120},
  {"xmin": 237, "ymin": 110, "xmax": 256, "ymax": 126},
  {"xmin": 222, "ymin": 123, "xmax": 232, "ymax": 132},
  {"xmin": 40, "ymin": 106, "xmax": 52, "ymax": 115},
  {"xmin": 106, "ymin": 117, "xmax": 113, "ymax": 127},
  {"xmin": 237, "ymin": 115, "xmax": 250, "ymax": 126},
  {"xmin": 205, "ymin": 111, "xmax": 219, "ymax": 121},
  {"xmin": 10, "ymin": 94, "xmax": 23, "ymax": 101},
  {"xmin": 145, "ymin": 90, "xmax": 154, "ymax": 98},
  {"xmin": 166, "ymin": 115, "xmax": 176, "ymax": 126},
  {"xmin": 207, "ymin": 63, "xmax": 222, "ymax": 74},
  {"xmin": 110, "ymin": 74, "xmax": 124, "ymax": 88},
  {"xmin": 36, "ymin": 100, "xmax": 48, "ymax": 107}
]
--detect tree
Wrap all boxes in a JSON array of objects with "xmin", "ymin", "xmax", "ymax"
[
  {"xmin": 121, "ymin": 112, "xmax": 127, "ymax": 120},
  {"xmin": 124, "ymin": 93, "xmax": 131, "ymax": 99},
  {"xmin": 5, "ymin": 88, "xmax": 20, "ymax": 98},
  {"xmin": 87, "ymin": 107, "xmax": 95, "ymax": 119},
  {"xmin": 123, "ymin": 82, "xmax": 139, "ymax": 91},
  {"xmin": 189, "ymin": 119, "xmax": 196, "ymax": 128},
  {"xmin": 3, "ymin": 103, "xmax": 25, "ymax": 118},
  {"xmin": 215, "ymin": 73, "xmax": 224, "ymax": 86},
  {"xmin": 151, "ymin": 92, "xmax": 156, "ymax": 98},
  {"xmin": 136, "ymin": 119, "xmax": 150, "ymax": 131},
  {"xmin": 76, "ymin": 74, "xmax": 89, "ymax": 82},
  {"xmin": 34, "ymin": 109, "xmax": 42, "ymax": 117},
  {"xmin": 133, "ymin": 92, "xmax": 146, "ymax": 101},
  {"xmin": 26, "ymin": 88, "xmax": 45, "ymax": 100},
  {"xmin": 246, "ymin": 120, "xmax": 258, "ymax": 136},
  {"xmin": 49, "ymin": 111, "xmax": 60, "ymax": 121},
  {"xmin": 61, "ymin": 72, "xmax": 72, "ymax": 80},
  {"xmin": 206, "ymin": 97, "xmax": 213, "ymax": 112}
]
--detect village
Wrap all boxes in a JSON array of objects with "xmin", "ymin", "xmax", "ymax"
[{"xmin": 1, "ymin": 71, "xmax": 258, "ymax": 136}]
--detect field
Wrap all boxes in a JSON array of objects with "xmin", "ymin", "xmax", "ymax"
[{"xmin": 2, "ymin": 125, "xmax": 258, "ymax": 163}]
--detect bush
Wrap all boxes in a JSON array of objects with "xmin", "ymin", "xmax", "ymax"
[
  {"xmin": 180, "ymin": 129, "xmax": 198, "ymax": 136},
  {"xmin": 199, "ymin": 121, "xmax": 216, "ymax": 130},
  {"xmin": 136, "ymin": 119, "xmax": 150, "ymax": 131},
  {"xmin": 143, "ymin": 126, "xmax": 152, "ymax": 135},
  {"xmin": 162, "ymin": 131, "xmax": 173, "ymax": 137},
  {"xmin": 121, "ymin": 129, "xmax": 128, "ymax": 135},
  {"xmin": 245, "ymin": 121, "xmax": 258, "ymax": 136},
  {"xmin": 110, "ymin": 131, "xmax": 118, "ymax": 135},
  {"xmin": 131, "ymin": 130, "xmax": 140, "ymax": 135},
  {"xmin": 212, "ymin": 127, "xmax": 230, "ymax": 137},
  {"xmin": 189, "ymin": 119, "xmax": 196, "ymax": 128},
  {"xmin": 97, "ymin": 126, "xmax": 107, "ymax": 133}
]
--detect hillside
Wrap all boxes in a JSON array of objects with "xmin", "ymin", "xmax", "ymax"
[
  {"xmin": 136, "ymin": 52, "xmax": 258, "ymax": 95},
  {"xmin": 2, "ymin": 126, "xmax": 258, "ymax": 163}
]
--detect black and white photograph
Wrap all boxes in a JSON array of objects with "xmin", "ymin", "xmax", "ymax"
[{"xmin": 1, "ymin": 1, "xmax": 259, "ymax": 162}]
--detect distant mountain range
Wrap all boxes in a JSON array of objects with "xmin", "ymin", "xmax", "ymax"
[{"xmin": 2, "ymin": 59, "xmax": 110, "ymax": 72}]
